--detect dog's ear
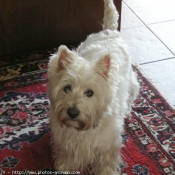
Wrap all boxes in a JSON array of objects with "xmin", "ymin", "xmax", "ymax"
[
  {"xmin": 95, "ymin": 55, "xmax": 110, "ymax": 78},
  {"xmin": 57, "ymin": 45, "xmax": 74, "ymax": 70}
]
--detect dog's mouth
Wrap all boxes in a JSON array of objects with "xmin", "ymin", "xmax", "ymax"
[{"xmin": 61, "ymin": 119, "xmax": 90, "ymax": 131}]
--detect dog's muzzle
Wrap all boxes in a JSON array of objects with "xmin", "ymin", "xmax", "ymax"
[{"xmin": 67, "ymin": 107, "xmax": 80, "ymax": 119}]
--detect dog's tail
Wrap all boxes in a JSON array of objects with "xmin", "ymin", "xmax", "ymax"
[{"xmin": 103, "ymin": 0, "xmax": 119, "ymax": 30}]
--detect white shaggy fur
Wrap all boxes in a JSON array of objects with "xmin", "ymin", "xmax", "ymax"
[{"xmin": 47, "ymin": 0, "xmax": 139, "ymax": 174}]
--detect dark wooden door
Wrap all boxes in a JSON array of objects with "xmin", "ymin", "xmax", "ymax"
[{"xmin": 0, "ymin": 0, "xmax": 121, "ymax": 57}]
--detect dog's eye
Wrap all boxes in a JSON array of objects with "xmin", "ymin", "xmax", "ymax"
[
  {"xmin": 64, "ymin": 85, "xmax": 71, "ymax": 93},
  {"xmin": 85, "ymin": 90, "xmax": 94, "ymax": 97}
]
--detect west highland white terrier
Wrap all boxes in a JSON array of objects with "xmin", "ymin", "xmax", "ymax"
[{"xmin": 47, "ymin": 0, "xmax": 139, "ymax": 174}]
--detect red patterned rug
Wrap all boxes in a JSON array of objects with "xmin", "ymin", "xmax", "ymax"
[{"xmin": 0, "ymin": 48, "xmax": 175, "ymax": 175}]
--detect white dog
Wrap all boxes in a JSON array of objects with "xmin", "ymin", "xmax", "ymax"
[{"xmin": 47, "ymin": 0, "xmax": 139, "ymax": 174}]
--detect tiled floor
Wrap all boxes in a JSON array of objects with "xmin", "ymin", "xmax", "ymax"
[{"xmin": 120, "ymin": 0, "xmax": 175, "ymax": 108}]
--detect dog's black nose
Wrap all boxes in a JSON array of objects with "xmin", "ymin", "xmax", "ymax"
[{"xmin": 67, "ymin": 107, "xmax": 80, "ymax": 119}]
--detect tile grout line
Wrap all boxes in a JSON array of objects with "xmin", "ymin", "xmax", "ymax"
[
  {"xmin": 146, "ymin": 25, "xmax": 175, "ymax": 56},
  {"xmin": 121, "ymin": 2, "xmax": 145, "ymax": 30},
  {"xmin": 139, "ymin": 57, "xmax": 175, "ymax": 65},
  {"xmin": 122, "ymin": 1, "xmax": 175, "ymax": 57},
  {"xmin": 122, "ymin": 1, "xmax": 147, "ymax": 25},
  {"xmin": 146, "ymin": 19, "xmax": 175, "ymax": 26}
]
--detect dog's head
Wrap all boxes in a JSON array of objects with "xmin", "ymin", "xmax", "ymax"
[{"xmin": 48, "ymin": 45, "xmax": 113, "ymax": 131}]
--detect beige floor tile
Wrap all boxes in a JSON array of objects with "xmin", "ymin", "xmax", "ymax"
[
  {"xmin": 140, "ymin": 59, "xmax": 175, "ymax": 108},
  {"xmin": 148, "ymin": 20, "xmax": 175, "ymax": 55},
  {"xmin": 123, "ymin": 0, "xmax": 175, "ymax": 24},
  {"xmin": 121, "ymin": 26, "xmax": 174, "ymax": 64}
]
